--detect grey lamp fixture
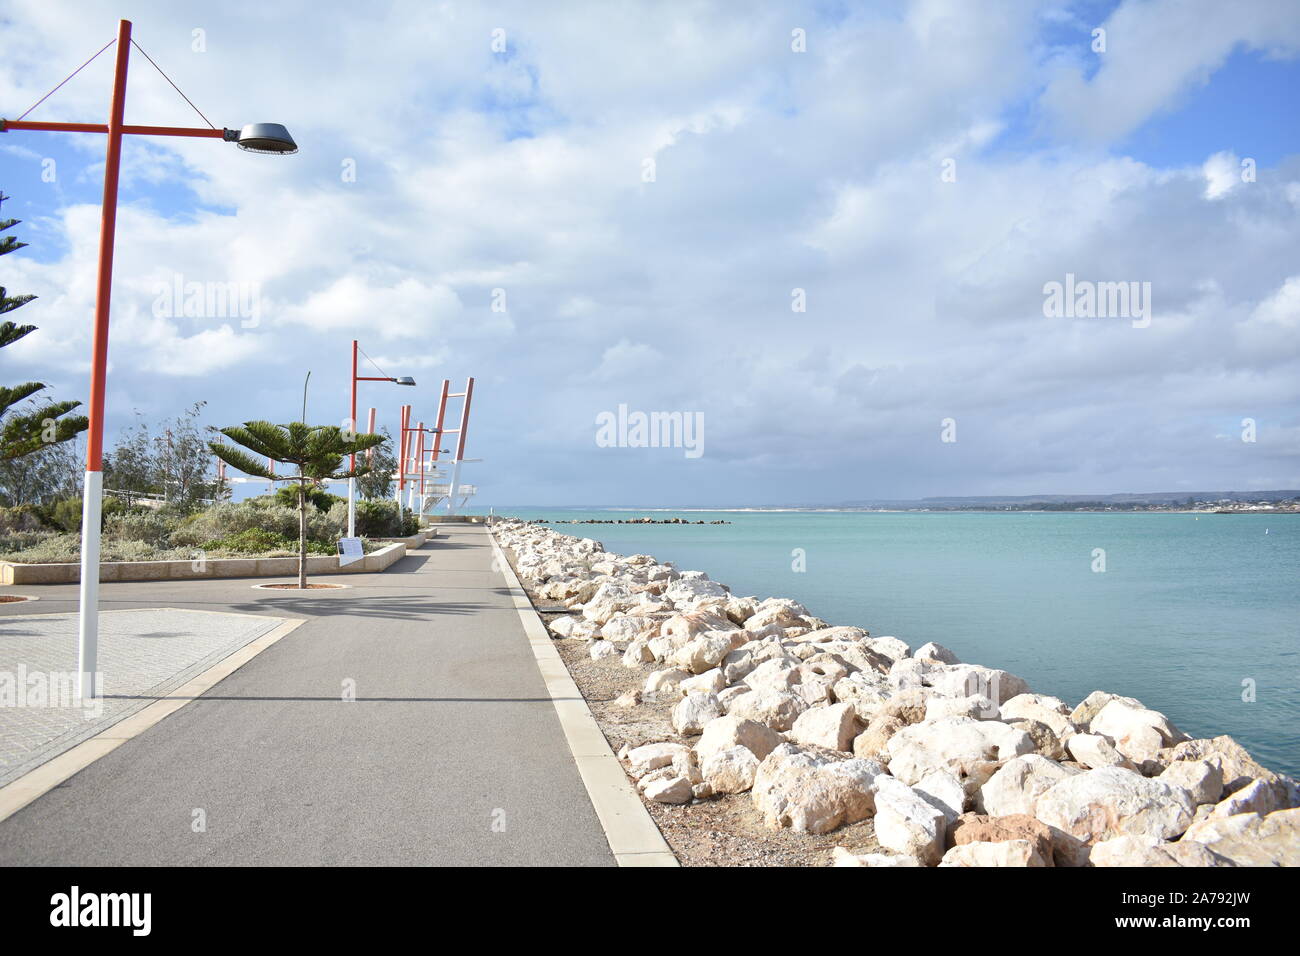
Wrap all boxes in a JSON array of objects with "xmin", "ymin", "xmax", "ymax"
[
  {"xmin": 393, "ymin": 376, "xmax": 417, "ymax": 386},
  {"xmin": 224, "ymin": 123, "xmax": 298, "ymax": 154}
]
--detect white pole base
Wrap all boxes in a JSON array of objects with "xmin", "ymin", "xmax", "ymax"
[{"xmin": 77, "ymin": 470, "xmax": 103, "ymax": 701}]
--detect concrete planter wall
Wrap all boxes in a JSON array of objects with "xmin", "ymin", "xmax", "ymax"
[
  {"xmin": 0, "ymin": 541, "xmax": 409, "ymax": 586},
  {"xmin": 422, "ymin": 515, "xmax": 486, "ymax": 524},
  {"xmin": 374, "ymin": 530, "xmax": 436, "ymax": 550}
]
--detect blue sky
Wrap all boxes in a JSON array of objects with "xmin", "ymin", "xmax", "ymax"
[{"xmin": 1, "ymin": 0, "xmax": 1298, "ymax": 506}]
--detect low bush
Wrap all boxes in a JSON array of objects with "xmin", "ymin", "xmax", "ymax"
[
  {"xmin": 353, "ymin": 498, "xmax": 419, "ymax": 538},
  {"xmin": 0, "ymin": 506, "xmax": 44, "ymax": 534},
  {"xmin": 104, "ymin": 510, "xmax": 174, "ymax": 547},
  {"xmin": 200, "ymin": 527, "xmax": 335, "ymax": 557}
]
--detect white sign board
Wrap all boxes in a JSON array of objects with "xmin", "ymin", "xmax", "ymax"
[{"xmin": 337, "ymin": 537, "xmax": 365, "ymax": 567}]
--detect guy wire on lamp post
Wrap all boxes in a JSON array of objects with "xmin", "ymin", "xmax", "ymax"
[{"xmin": 0, "ymin": 18, "xmax": 298, "ymax": 700}]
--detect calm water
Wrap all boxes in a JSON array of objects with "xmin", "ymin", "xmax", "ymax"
[{"xmin": 484, "ymin": 509, "xmax": 1300, "ymax": 776}]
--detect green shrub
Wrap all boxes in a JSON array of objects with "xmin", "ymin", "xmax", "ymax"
[
  {"xmin": 47, "ymin": 497, "xmax": 83, "ymax": 532},
  {"xmin": 0, "ymin": 531, "xmax": 192, "ymax": 564},
  {"xmin": 104, "ymin": 510, "xmax": 174, "ymax": 547},
  {"xmin": 201, "ymin": 527, "xmax": 335, "ymax": 556},
  {"xmin": 353, "ymin": 498, "xmax": 417, "ymax": 538},
  {"xmin": 0, "ymin": 505, "xmax": 44, "ymax": 534},
  {"xmin": 175, "ymin": 497, "xmax": 346, "ymax": 547},
  {"xmin": 273, "ymin": 484, "xmax": 344, "ymax": 513}
]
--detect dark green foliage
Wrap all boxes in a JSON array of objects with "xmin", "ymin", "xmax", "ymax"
[
  {"xmin": 0, "ymin": 191, "xmax": 88, "ymax": 461},
  {"xmin": 209, "ymin": 419, "xmax": 384, "ymax": 587}
]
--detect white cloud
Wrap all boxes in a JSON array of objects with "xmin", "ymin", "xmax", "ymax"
[{"xmin": 1, "ymin": 0, "xmax": 1297, "ymax": 504}]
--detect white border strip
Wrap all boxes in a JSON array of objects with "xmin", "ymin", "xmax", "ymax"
[
  {"xmin": 0, "ymin": 615, "xmax": 304, "ymax": 824},
  {"xmin": 488, "ymin": 529, "xmax": 678, "ymax": 867}
]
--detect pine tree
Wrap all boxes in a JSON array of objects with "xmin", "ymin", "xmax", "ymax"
[{"xmin": 0, "ymin": 191, "xmax": 89, "ymax": 460}]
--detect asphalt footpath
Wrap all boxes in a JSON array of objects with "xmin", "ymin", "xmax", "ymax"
[{"xmin": 0, "ymin": 524, "xmax": 615, "ymax": 866}]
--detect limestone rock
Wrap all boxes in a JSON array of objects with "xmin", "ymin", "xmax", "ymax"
[
  {"xmin": 1000, "ymin": 694, "xmax": 1076, "ymax": 741},
  {"xmin": 671, "ymin": 692, "xmax": 724, "ymax": 735},
  {"xmin": 751, "ymin": 744, "xmax": 883, "ymax": 834},
  {"xmin": 1166, "ymin": 736, "xmax": 1300, "ymax": 808},
  {"xmin": 1006, "ymin": 718, "xmax": 1068, "ymax": 761},
  {"xmin": 788, "ymin": 703, "xmax": 862, "ymax": 752},
  {"xmin": 1069, "ymin": 690, "xmax": 1144, "ymax": 731},
  {"xmin": 1090, "ymin": 699, "xmax": 1186, "ymax": 762},
  {"xmin": 622, "ymin": 637, "xmax": 654, "ymax": 667},
  {"xmin": 914, "ymin": 641, "xmax": 960, "ymax": 664},
  {"xmin": 624, "ymin": 742, "xmax": 689, "ymax": 778},
  {"xmin": 853, "ymin": 714, "xmax": 904, "ymax": 761},
  {"xmin": 886, "ymin": 717, "xmax": 1036, "ymax": 785},
  {"xmin": 669, "ymin": 632, "xmax": 741, "ymax": 675},
  {"xmin": 1067, "ymin": 733, "xmax": 1137, "ymax": 771},
  {"xmin": 642, "ymin": 774, "xmax": 693, "ymax": 804},
  {"xmin": 726, "ymin": 689, "xmax": 809, "ymax": 732},
  {"xmin": 950, "ymin": 812, "xmax": 1053, "ymax": 864},
  {"xmin": 588, "ymin": 639, "xmax": 619, "ymax": 660},
  {"xmin": 1089, "ymin": 834, "xmax": 1236, "ymax": 867},
  {"xmin": 925, "ymin": 694, "xmax": 998, "ymax": 722},
  {"xmin": 701, "ymin": 746, "xmax": 760, "ymax": 794},
  {"xmin": 939, "ymin": 839, "xmax": 1048, "ymax": 867},
  {"xmin": 876, "ymin": 688, "xmax": 933, "ymax": 726},
  {"xmin": 1180, "ymin": 808, "xmax": 1300, "ymax": 866},
  {"xmin": 978, "ymin": 754, "xmax": 1080, "ymax": 817},
  {"xmin": 928, "ymin": 664, "xmax": 1030, "ymax": 704},
  {"xmin": 1209, "ymin": 777, "xmax": 1280, "ymax": 818},
  {"xmin": 863, "ymin": 636, "xmax": 911, "ymax": 662},
  {"xmin": 873, "ymin": 776, "xmax": 948, "ymax": 865},
  {"xmin": 695, "ymin": 714, "xmax": 783, "ymax": 763},
  {"xmin": 1034, "ymin": 767, "xmax": 1196, "ymax": 844},
  {"xmin": 643, "ymin": 667, "xmax": 690, "ymax": 701},
  {"xmin": 831, "ymin": 847, "xmax": 921, "ymax": 867},
  {"xmin": 742, "ymin": 658, "xmax": 803, "ymax": 693},
  {"xmin": 914, "ymin": 768, "xmax": 966, "ymax": 822},
  {"xmin": 600, "ymin": 614, "xmax": 660, "ymax": 644},
  {"xmin": 679, "ymin": 668, "xmax": 727, "ymax": 697},
  {"xmin": 1158, "ymin": 759, "xmax": 1223, "ymax": 806}
]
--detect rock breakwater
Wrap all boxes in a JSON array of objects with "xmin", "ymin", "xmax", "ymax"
[{"xmin": 495, "ymin": 518, "xmax": 1300, "ymax": 867}]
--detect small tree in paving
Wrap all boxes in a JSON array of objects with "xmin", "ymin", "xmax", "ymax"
[
  {"xmin": 1, "ymin": 191, "xmax": 88, "ymax": 460},
  {"xmin": 209, "ymin": 421, "xmax": 383, "ymax": 588}
]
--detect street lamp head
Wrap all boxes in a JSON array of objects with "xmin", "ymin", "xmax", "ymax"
[
  {"xmin": 393, "ymin": 376, "xmax": 417, "ymax": 386},
  {"xmin": 227, "ymin": 123, "xmax": 298, "ymax": 154}
]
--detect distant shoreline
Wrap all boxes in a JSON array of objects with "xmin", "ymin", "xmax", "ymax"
[{"xmin": 498, "ymin": 507, "xmax": 1300, "ymax": 515}]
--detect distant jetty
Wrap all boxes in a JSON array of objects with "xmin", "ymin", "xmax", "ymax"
[{"xmin": 529, "ymin": 517, "xmax": 730, "ymax": 525}]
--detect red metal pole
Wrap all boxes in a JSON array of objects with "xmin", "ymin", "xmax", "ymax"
[
  {"xmin": 75, "ymin": 19, "xmax": 132, "ymax": 701},
  {"xmin": 349, "ymin": 339, "xmax": 358, "ymax": 471},
  {"xmin": 398, "ymin": 404, "xmax": 409, "ymax": 492},
  {"xmin": 84, "ymin": 20, "xmax": 132, "ymax": 473},
  {"xmin": 455, "ymin": 377, "xmax": 474, "ymax": 461},
  {"xmin": 431, "ymin": 379, "xmax": 450, "ymax": 462}
]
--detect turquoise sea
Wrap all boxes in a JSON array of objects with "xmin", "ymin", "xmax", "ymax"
[{"xmin": 484, "ymin": 509, "xmax": 1300, "ymax": 777}]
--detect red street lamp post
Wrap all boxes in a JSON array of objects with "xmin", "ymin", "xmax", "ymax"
[
  {"xmin": 347, "ymin": 339, "xmax": 415, "ymax": 537},
  {"xmin": 1, "ymin": 19, "xmax": 297, "ymax": 699}
]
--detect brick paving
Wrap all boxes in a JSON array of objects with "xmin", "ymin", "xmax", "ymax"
[{"xmin": 0, "ymin": 608, "xmax": 282, "ymax": 787}]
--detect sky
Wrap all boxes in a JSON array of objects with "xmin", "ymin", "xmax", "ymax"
[{"xmin": 0, "ymin": 0, "xmax": 1298, "ymax": 507}]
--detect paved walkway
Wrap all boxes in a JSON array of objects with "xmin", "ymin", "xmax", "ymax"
[
  {"xmin": 0, "ymin": 525, "xmax": 615, "ymax": 866},
  {"xmin": 0, "ymin": 608, "xmax": 284, "ymax": 788}
]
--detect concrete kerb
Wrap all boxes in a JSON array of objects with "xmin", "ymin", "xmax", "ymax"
[
  {"xmin": 0, "ymin": 541, "xmax": 409, "ymax": 586},
  {"xmin": 487, "ymin": 528, "xmax": 678, "ymax": 867}
]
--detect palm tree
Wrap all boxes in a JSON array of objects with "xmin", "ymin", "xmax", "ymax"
[{"xmin": 210, "ymin": 421, "xmax": 384, "ymax": 588}]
